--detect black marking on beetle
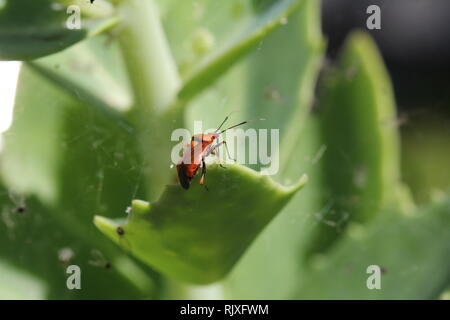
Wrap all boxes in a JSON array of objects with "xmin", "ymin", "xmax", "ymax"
[{"xmin": 177, "ymin": 163, "xmax": 191, "ymax": 190}]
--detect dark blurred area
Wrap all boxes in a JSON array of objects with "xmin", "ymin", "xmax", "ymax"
[{"xmin": 322, "ymin": 0, "xmax": 450, "ymax": 113}]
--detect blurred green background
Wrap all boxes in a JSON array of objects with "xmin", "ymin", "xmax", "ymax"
[{"xmin": 0, "ymin": 0, "xmax": 449, "ymax": 299}]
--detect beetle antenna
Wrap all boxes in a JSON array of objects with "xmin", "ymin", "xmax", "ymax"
[
  {"xmin": 216, "ymin": 116, "xmax": 230, "ymax": 132},
  {"xmin": 215, "ymin": 111, "xmax": 240, "ymax": 132},
  {"xmin": 219, "ymin": 118, "xmax": 265, "ymax": 134}
]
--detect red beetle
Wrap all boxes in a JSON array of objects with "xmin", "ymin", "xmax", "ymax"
[{"xmin": 176, "ymin": 115, "xmax": 262, "ymax": 190}]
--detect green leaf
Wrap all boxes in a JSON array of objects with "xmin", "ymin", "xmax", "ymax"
[
  {"xmin": 401, "ymin": 115, "xmax": 450, "ymax": 203},
  {"xmin": 94, "ymin": 165, "xmax": 307, "ymax": 284},
  {"xmin": 177, "ymin": 0, "xmax": 305, "ymax": 102},
  {"xmin": 243, "ymin": 0, "xmax": 325, "ymax": 173},
  {"xmin": 1, "ymin": 66, "xmax": 68, "ymax": 204},
  {"xmin": 0, "ymin": 0, "xmax": 87, "ymax": 60},
  {"xmin": 0, "ymin": 192, "xmax": 158, "ymax": 299},
  {"xmin": 1, "ymin": 64, "xmax": 160, "ymax": 298},
  {"xmin": 114, "ymin": 0, "xmax": 182, "ymax": 201},
  {"xmin": 224, "ymin": 117, "xmax": 325, "ymax": 299},
  {"xmin": 0, "ymin": 259, "xmax": 46, "ymax": 299},
  {"xmin": 28, "ymin": 35, "xmax": 133, "ymax": 115},
  {"xmin": 296, "ymin": 197, "xmax": 450, "ymax": 299},
  {"xmin": 157, "ymin": 0, "xmax": 253, "ymax": 71},
  {"xmin": 53, "ymin": 0, "xmax": 116, "ymax": 20},
  {"xmin": 221, "ymin": 0, "xmax": 326, "ymax": 299},
  {"xmin": 440, "ymin": 288, "xmax": 450, "ymax": 300},
  {"xmin": 304, "ymin": 31, "xmax": 403, "ymax": 256},
  {"xmin": 2, "ymin": 36, "xmax": 133, "ymax": 205}
]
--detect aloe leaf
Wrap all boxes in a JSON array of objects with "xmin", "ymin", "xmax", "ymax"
[
  {"xmin": 28, "ymin": 35, "xmax": 133, "ymax": 115},
  {"xmin": 224, "ymin": 118, "xmax": 324, "ymax": 298},
  {"xmin": 0, "ymin": 259, "xmax": 46, "ymax": 299},
  {"xmin": 177, "ymin": 0, "xmax": 305, "ymax": 102},
  {"xmin": 94, "ymin": 165, "xmax": 307, "ymax": 284},
  {"xmin": 0, "ymin": 0, "xmax": 88, "ymax": 60},
  {"xmin": 115, "ymin": 0, "xmax": 182, "ymax": 201},
  {"xmin": 0, "ymin": 0, "xmax": 119, "ymax": 61},
  {"xmin": 53, "ymin": 0, "xmax": 116, "ymax": 20},
  {"xmin": 401, "ymin": 116, "xmax": 450, "ymax": 204},
  {"xmin": 243, "ymin": 0, "xmax": 325, "ymax": 173},
  {"xmin": 440, "ymin": 288, "xmax": 450, "ymax": 300},
  {"xmin": 2, "ymin": 34, "xmax": 134, "ymax": 202},
  {"xmin": 297, "ymin": 197, "xmax": 450, "ymax": 299},
  {"xmin": 222, "ymin": 0, "xmax": 326, "ymax": 299},
  {"xmin": 1, "ymin": 66, "xmax": 68, "ymax": 204},
  {"xmin": 157, "ymin": 0, "xmax": 253, "ymax": 65},
  {"xmin": 0, "ymin": 182, "xmax": 157, "ymax": 299},
  {"xmin": 1, "ymin": 65, "xmax": 159, "ymax": 298},
  {"xmin": 304, "ymin": 31, "xmax": 403, "ymax": 256}
]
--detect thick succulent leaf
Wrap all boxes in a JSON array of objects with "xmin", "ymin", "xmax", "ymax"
[
  {"xmin": 53, "ymin": 0, "xmax": 116, "ymax": 20},
  {"xmin": 304, "ymin": 31, "xmax": 403, "ymax": 256},
  {"xmin": 296, "ymin": 197, "xmax": 450, "ymax": 299},
  {"xmin": 185, "ymin": 0, "xmax": 324, "ymax": 174},
  {"xmin": 0, "ymin": 183, "xmax": 156, "ymax": 299},
  {"xmin": 2, "ymin": 43, "xmax": 133, "ymax": 206},
  {"xmin": 0, "ymin": 0, "xmax": 88, "ymax": 60},
  {"xmin": 177, "ymin": 0, "xmax": 305, "ymax": 101},
  {"xmin": 401, "ymin": 115, "xmax": 450, "ymax": 204},
  {"xmin": 169, "ymin": 0, "xmax": 323, "ymax": 296},
  {"xmin": 1, "ymin": 66, "xmax": 68, "ymax": 204},
  {"xmin": 157, "ymin": 0, "xmax": 253, "ymax": 65},
  {"xmin": 1, "ymin": 65, "xmax": 159, "ymax": 298},
  {"xmin": 28, "ymin": 36, "xmax": 132, "ymax": 114},
  {"xmin": 94, "ymin": 165, "xmax": 307, "ymax": 284},
  {"xmin": 0, "ymin": 259, "xmax": 46, "ymax": 299},
  {"xmin": 222, "ymin": 0, "xmax": 326, "ymax": 299},
  {"xmin": 0, "ymin": 0, "xmax": 119, "ymax": 61},
  {"xmin": 113, "ymin": 0, "xmax": 183, "ymax": 201},
  {"xmin": 0, "ymin": 191, "xmax": 47, "ymax": 299},
  {"xmin": 224, "ymin": 117, "xmax": 325, "ymax": 299},
  {"xmin": 243, "ymin": 0, "xmax": 325, "ymax": 173},
  {"xmin": 440, "ymin": 288, "xmax": 450, "ymax": 300}
]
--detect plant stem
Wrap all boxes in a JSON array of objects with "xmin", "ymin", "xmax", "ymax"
[
  {"xmin": 117, "ymin": 0, "xmax": 180, "ymax": 112},
  {"xmin": 117, "ymin": 0, "xmax": 182, "ymax": 200}
]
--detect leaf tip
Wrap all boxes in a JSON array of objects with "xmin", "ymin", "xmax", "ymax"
[
  {"xmin": 285, "ymin": 173, "xmax": 308, "ymax": 194},
  {"xmin": 93, "ymin": 215, "xmax": 120, "ymax": 241},
  {"xmin": 131, "ymin": 199, "xmax": 151, "ymax": 216}
]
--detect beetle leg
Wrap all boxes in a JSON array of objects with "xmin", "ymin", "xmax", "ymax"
[
  {"xmin": 217, "ymin": 152, "xmax": 227, "ymax": 169},
  {"xmin": 215, "ymin": 139, "xmax": 227, "ymax": 169},
  {"xmin": 208, "ymin": 140, "xmax": 236, "ymax": 168},
  {"xmin": 221, "ymin": 141, "xmax": 236, "ymax": 162},
  {"xmin": 200, "ymin": 159, "xmax": 209, "ymax": 191},
  {"xmin": 212, "ymin": 141, "xmax": 235, "ymax": 162},
  {"xmin": 210, "ymin": 145, "xmax": 226, "ymax": 169},
  {"xmin": 207, "ymin": 141, "xmax": 227, "ymax": 168}
]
